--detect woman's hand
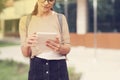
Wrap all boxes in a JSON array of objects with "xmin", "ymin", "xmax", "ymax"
[
  {"xmin": 46, "ymin": 37, "xmax": 71, "ymax": 55},
  {"xmin": 25, "ymin": 33, "xmax": 38, "ymax": 47},
  {"xmin": 46, "ymin": 37, "xmax": 61, "ymax": 51},
  {"xmin": 21, "ymin": 33, "xmax": 37, "ymax": 57}
]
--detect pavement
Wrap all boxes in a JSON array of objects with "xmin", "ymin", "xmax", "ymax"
[
  {"xmin": 0, "ymin": 45, "xmax": 30, "ymax": 64},
  {"xmin": 0, "ymin": 45, "xmax": 120, "ymax": 80}
]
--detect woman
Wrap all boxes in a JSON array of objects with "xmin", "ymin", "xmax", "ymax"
[{"xmin": 19, "ymin": 0, "xmax": 71, "ymax": 80}]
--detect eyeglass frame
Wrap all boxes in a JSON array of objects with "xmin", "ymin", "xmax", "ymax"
[{"xmin": 40, "ymin": 0, "xmax": 55, "ymax": 4}]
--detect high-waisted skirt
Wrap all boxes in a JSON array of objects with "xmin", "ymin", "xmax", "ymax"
[{"xmin": 28, "ymin": 56, "xmax": 69, "ymax": 80}]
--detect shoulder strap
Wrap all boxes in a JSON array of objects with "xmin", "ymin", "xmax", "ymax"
[
  {"xmin": 57, "ymin": 13, "xmax": 64, "ymax": 44},
  {"xmin": 26, "ymin": 14, "xmax": 32, "ymax": 37},
  {"xmin": 57, "ymin": 13, "xmax": 68, "ymax": 59},
  {"xmin": 57, "ymin": 13, "xmax": 62, "ymax": 34}
]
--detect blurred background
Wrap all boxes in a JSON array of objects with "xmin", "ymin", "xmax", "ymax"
[{"xmin": 0, "ymin": 0, "xmax": 120, "ymax": 80}]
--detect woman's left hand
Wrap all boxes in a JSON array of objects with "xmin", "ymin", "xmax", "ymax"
[
  {"xmin": 46, "ymin": 37, "xmax": 71, "ymax": 55},
  {"xmin": 46, "ymin": 37, "xmax": 61, "ymax": 52}
]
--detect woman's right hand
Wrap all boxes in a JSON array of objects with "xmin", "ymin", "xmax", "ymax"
[
  {"xmin": 21, "ymin": 33, "xmax": 37, "ymax": 57},
  {"xmin": 25, "ymin": 33, "xmax": 38, "ymax": 47}
]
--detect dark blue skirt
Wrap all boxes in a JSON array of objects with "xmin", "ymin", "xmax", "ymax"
[{"xmin": 28, "ymin": 56, "xmax": 69, "ymax": 80}]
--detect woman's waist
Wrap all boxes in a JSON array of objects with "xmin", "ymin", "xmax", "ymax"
[{"xmin": 31, "ymin": 51, "xmax": 66, "ymax": 60}]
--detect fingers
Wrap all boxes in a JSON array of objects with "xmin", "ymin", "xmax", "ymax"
[
  {"xmin": 46, "ymin": 39, "xmax": 61, "ymax": 52},
  {"xmin": 55, "ymin": 37, "xmax": 60, "ymax": 44},
  {"xmin": 26, "ymin": 33, "xmax": 38, "ymax": 47}
]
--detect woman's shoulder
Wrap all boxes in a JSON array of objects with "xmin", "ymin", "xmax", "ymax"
[
  {"xmin": 20, "ymin": 14, "xmax": 33, "ymax": 23},
  {"xmin": 53, "ymin": 11, "xmax": 63, "ymax": 15},
  {"xmin": 52, "ymin": 11, "xmax": 66, "ymax": 19}
]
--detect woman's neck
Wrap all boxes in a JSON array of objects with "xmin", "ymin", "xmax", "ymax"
[{"xmin": 37, "ymin": 10, "xmax": 52, "ymax": 17}]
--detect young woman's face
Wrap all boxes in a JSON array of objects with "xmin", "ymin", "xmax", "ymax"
[{"xmin": 38, "ymin": 0, "xmax": 55, "ymax": 12}]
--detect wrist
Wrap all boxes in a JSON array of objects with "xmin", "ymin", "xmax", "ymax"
[
  {"xmin": 22, "ymin": 42, "xmax": 30, "ymax": 48},
  {"xmin": 59, "ymin": 44, "xmax": 70, "ymax": 55}
]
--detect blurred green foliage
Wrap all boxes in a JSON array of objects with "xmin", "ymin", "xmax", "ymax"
[
  {"xmin": 0, "ymin": 60, "xmax": 29, "ymax": 80},
  {"xmin": 0, "ymin": 0, "xmax": 8, "ymax": 12},
  {"xmin": 0, "ymin": 41, "xmax": 19, "ymax": 47},
  {"xmin": 68, "ymin": 67, "xmax": 81, "ymax": 80}
]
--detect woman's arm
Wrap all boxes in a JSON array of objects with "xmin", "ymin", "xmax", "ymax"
[
  {"xmin": 19, "ymin": 16, "xmax": 37, "ymax": 57},
  {"xmin": 21, "ymin": 44, "xmax": 31, "ymax": 57},
  {"xmin": 58, "ymin": 44, "xmax": 71, "ymax": 55},
  {"xmin": 46, "ymin": 14, "xmax": 71, "ymax": 55},
  {"xmin": 21, "ymin": 33, "xmax": 37, "ymax": 57}
]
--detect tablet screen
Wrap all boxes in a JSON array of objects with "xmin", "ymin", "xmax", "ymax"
[{"xmin": 32, "ymin": 32, "xmax": 57, "ymax": 52}]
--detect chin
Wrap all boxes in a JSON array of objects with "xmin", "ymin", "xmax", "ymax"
[{"xmin": 43, "ymin": 9, "xmax": 51, "ymax": 13}]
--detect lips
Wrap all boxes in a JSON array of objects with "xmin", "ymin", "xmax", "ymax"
[{"xmin": 43, "ymin": 6, "xmax": 50, "ymax": 9}]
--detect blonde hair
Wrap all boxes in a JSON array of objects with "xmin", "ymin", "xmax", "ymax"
[{"xmin": 32, "ymin": 2, "xmax": 38, "ymax": 15}]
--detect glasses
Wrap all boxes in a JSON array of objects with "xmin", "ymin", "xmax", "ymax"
[{"xmin": 40, "ymin": 0, "xmax": 55, "ymax": 4}]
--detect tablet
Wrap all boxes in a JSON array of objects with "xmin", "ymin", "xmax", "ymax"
[
  {"xmin": 36, "ymin": 32, "xmax": 57, "ymax": 41},
  {"xmin": 32, "ymin": 32, "xmax": 57, "ymax": 52}
]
